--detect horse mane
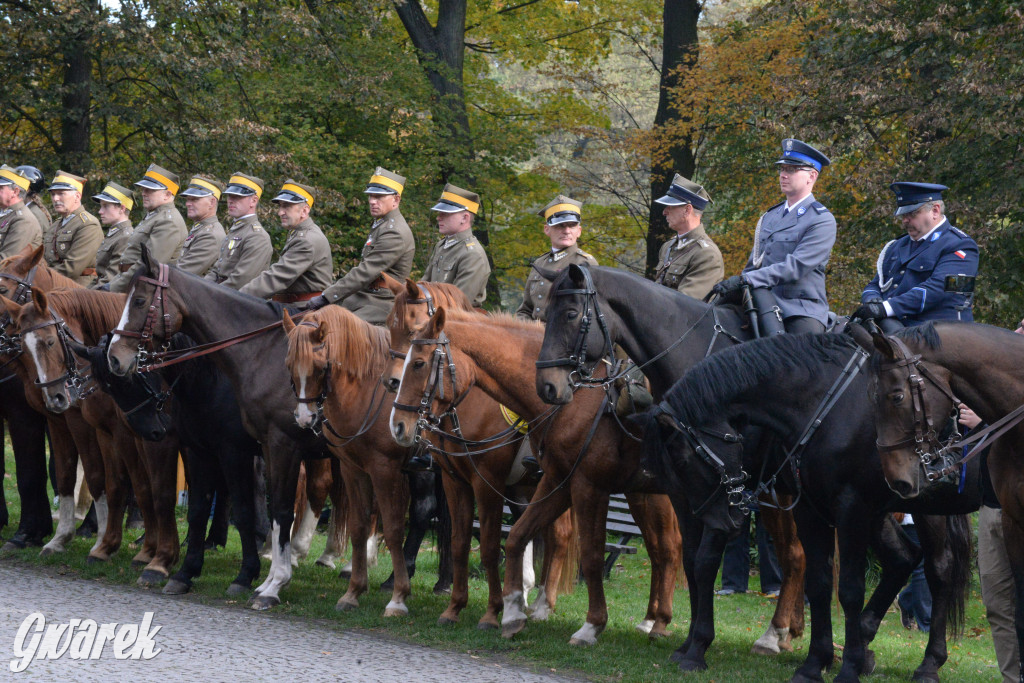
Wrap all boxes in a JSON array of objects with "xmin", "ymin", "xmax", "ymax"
[
  {"xmin": 387, "ymin": 281, "xmax": 475, "ymax": 329},
  {"xmin": 45, "ymin": 289, "xmax": 127, "ymax": 342},
  {"xmin": 441, "ymin": 307, "xmax": 542, "ymax": 331},
  {"xmin": 0, "ymin": 255, "xmax": 80, "ymax": 291},
  {"xmin": 663, "ymin": 333, "xmax": 857, "ymax": 426},
  {"xmin": 287, "ymin": 306, "xmax": 390, "ymax": 381},
  {"xmin": 893, "ymin": 321, "xmax": 942, "ymax": 350}
]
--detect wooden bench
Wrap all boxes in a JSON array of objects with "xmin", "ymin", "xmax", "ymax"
[{"xmin": 472, "ymin": 493, "xmax": 641, "ymax": 578}]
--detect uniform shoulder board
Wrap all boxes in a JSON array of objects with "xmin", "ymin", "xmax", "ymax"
[
  {"xmin": 811, "ymin": 202, "xmax": 829, "ymax": 214},
  {"xmin": 252, "ymin": 224, "xmax": 263, "ymax": 232},
  {"xmin": 15, "ymin": 209, "xmax": 22, "ymax": 216},
  {"xmin": 698, "ymin": 239, "xmax": 709, "ymax": 248},
  {"xmin": 949, "ymin": 226, "xmax": 971, "ymax": 240}
]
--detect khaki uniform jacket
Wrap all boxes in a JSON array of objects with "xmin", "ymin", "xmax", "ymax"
[
  {"xmin": 0, "ymin": 201, "xmax": 42, "ymax": 260},
  {"xmin": 176, "ymin": 216, "xmax": 225, "ymax": 276},
  {"xmin": 515, "ymin": 245, "xmax": 598, "ymax": 322},
  {"xmin": 205, "ymin": 215, "xmax": 273, "ymax": 290},
  {"xmin": 653, "ymin": 225, "xmax": 725, "ymax": 300},
  {"xmin": 322, "ymin": 208, "xmax": 414, "ymax": 324},
  {"xmin": 240, "ymin": 218, "xmax": 334, "ymax": 300},
  {"xmin": 44, "ymin": 208, "xmax": 103, "ymax": 285},
  {"xmin": 422, "ymin": 229, "xmax": 491, "ymax": 308},
  {"xmin": 109, "ymin": 203, "xmax": 188, "ymax": 293},
  {"xmin": 89, "ymin": 220, "xmax": 134, "ymax": 288},
  {"xmin": 27, "ymin": 200, "xmax": 50, "ymax": 236}
]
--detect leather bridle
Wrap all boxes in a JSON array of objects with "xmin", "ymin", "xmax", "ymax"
[
  {"xmin": 112, "ymin": 263, "xmax": 172, "ymax": 365},
  {"xmin": 20, "ymin": 311, "xmax": 94, "ymax": 401},
  {"xmin": 0, "ymin": 265, "xmax": 37, "ymax": 355}
]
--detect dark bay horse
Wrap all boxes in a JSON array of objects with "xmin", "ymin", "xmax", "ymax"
[
  {"xmin": 390, "ymin": 306, "xmax": 683, "ymax": 646},
  {"xmin": 535, "ymin": 264, "xmax": 807, "ymax": 666},
  {"xmin": 638, "ymin": 331, "xmax": 977, "ymax": 682},
  {"xmin": 106, "ymin": 249, "xmax": 330, "ymax": 609},
  {"xmin": 2, "ymin": 287, "xmax": 182, "ymax": 584},
  {"xmin": 384, "ymin": 277, "xmax": 577, "ymax": 629},
  {"xmin": 864, "ymin": 321, "xmax": 1024, "ymax": 682}
]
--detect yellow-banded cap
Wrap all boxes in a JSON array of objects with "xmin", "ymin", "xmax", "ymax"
[
  {"xmin": 364, "ymin": 167, "xmax": 405, "ymax": 196},
  {"xmin": 48, "ymin": 170, "xmax": 86, "ymax": 194},
  {"xmin": 539, "ymin": 195, "xmax": 582, "ymax": 226},
  {"xmin": 0, "ymin": 165, "xmax": 30, "ymax": 192},
  {"xmin": 223, "ymin": 173, "xmax": 264, "ymax": 199},
  {"xmin": 271, "ymin": 180, "xmax": 315, "ymax": 207},
  {"xmin": 92, "ymin": 181, "xmax": 135, "ymax": 210},
  {"xmin": 135, "ymin": 164, "xmax": 180, "ymax": 195},
  {"xmin": 431, "ymin": 183, "xmax": 480, "ymax": 215},
  {"xmin": 180, "ymin": 176, "xmax": 225, "ymax": 200}
]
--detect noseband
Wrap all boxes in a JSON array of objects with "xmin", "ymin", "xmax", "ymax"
[
  {"xmin": 21, "ymin": 311, "xmax": 94, "ymax": 401},
  {"xmin": 290, "ymin": 321, "xmax": 334, "ymax": 431},
  {"xmin": 392, "ymin": 329, "xmax": 469, "ymax": 442},
  {"xmin": 112, "ymin": 263, "xmax": 172, "ymax": 364}
]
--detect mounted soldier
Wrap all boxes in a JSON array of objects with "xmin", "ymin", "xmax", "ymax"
[
  {"xmin": 0, "ymin": 165, "xmax": 43, "ymax": 260},
  {"xmin": 88, "ymin": 181, "xmax": 135, "ymax": 288},
  {"xmin": 652, "ymin": 174, "xmax": 723, "ymax": 300},
  {"xmin": 422, "ymin": 183, "xmax": 490, "ymax": 308},
  {"xmin": 44, "ymin": 171, "xmax": 103, "ymax": 286},
  {"xmin": 713, "ymin": 139, "xmax": 836, "ymax": 335},
  {"xmin": 205, "ymin": 173, "xmax": 273, "ymax": 290},
  {"xmin": 176, "ymin": 175, "xmax": 227, "ymax": 277}
]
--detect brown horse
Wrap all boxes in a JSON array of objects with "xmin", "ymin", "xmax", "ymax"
[
  {"xmin": 291, "ymin": 458, "xmax": 349, "ymax": 569},
  {"xmin": 390, "ymin": 306, "xmax": 684, "ymax": 646},
  {"xmin": 383, "ymin": 277, "xmax": 577, "ymax": 629},
  {"xmin": 864, "ymin": 320, "xmax": 1024, "ymax": 679},
  {"xmin": 0, "ymin": 286, "xmax": 181, "ymax": 583}
]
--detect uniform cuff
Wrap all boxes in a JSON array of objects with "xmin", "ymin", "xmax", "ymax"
[{"xmin": 883, "ymin": 301, "xmax": 894, "ymax": 317}]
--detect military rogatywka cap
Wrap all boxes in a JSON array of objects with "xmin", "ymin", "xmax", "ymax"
[
  {"xmin": 223, "ymin": 173, "xmax": 264, "ymax": 198},
  {"xmin": 364, "ymin": 167, "xmax": 405, "ymax": 196},
  {"xmin": 0, "ymin": 165, "xmax": 30, "ymax": 192},
  {"xmin": 135, "ymin": 164, "xmax": 180, "ymax": 195},
  {"xmin": 92, "ymin": 182, "xmax": 135, "ymax": 211},
  {"xmin": 431, "ymin": 183, "xmax": 479, "ymax": 214},
  {"xmin": 272, "ymin": 180, "xmax": 316, "ymax": 207},
  {"xmin": 654, "ymin": 173, "xmax": 711, "ymax": 210},
  {"xmin": 48, "ymin": 170, "xmax": 86, "ymax": 193},
  {"xmin": 539, "ymin": 195, "xmax": 582, "ymax": 226},
  {"xmin": 890, "ymin": 182, "xmax": 948, "ymax": 217},
  {"xmin": 775, "ymin": 139, "xmax": 831, "ymax": 171},
  {"xmin": 179, "ymin": 176, "xmax": 225, "ymax": 200}
]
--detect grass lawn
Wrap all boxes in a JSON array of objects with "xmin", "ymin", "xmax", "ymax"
[{"xmin": 0, "ymin": 442, "xmax": 1004, "ymax": 682}]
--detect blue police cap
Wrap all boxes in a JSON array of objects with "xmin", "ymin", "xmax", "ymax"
[
  {"xmin": 890, "ymin": 182, "xmax": 948, "ymax": 217},
  {"xmin": 654, "ymin": 173, "xmax": 711, "ymax": 211},
  {"xmin": 775, "ymin": 139, "xmax": 830, "ymax": 172}
]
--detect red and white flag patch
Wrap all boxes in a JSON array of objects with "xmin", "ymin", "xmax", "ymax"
[{"xmin": 954, "ymin": 250, "xmax": 966, "ymax": 259}]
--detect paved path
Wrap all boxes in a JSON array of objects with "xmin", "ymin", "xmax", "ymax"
[{"xmin": 0, "ymin": 563, "xmax": 581, "ymax": 682}]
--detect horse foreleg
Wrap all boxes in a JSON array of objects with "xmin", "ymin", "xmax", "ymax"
[
  {"xmin": 251, "ymin": 436, "xmax": 302, "ymax": 611},
  {"xmin": 291, "ymin": 460, "xmax": 329, "ymax": 564},
  {"xmin": 1000, "ymin": 508, "xmax": 1024, "ymax": 683},
  {"xmin": 334, "ymin": 458, "xmax": 372, "ymax": 611},
  {"xmin": 371, "ymin": 461, "xmax": 412, "ymax": 617},
  {"xmin": 531, "ymin": 507, "xmax": 574, "ymax": 622},
  {"xmin": 832, "ymin": 509, "xmax": 876, "ymax": 683},
  {"xmin": 316, "ymin": 459, "xmax": 347, "ymax": 569},
  {"xmin": 628, "ymin": 492, "xmax": 681, "ymax": 639},
  {"xmin": 4, "ymin": 386, "xmax": 51, "ymax": 547},
  {"xmin": 137, "ymin": 436, "xmax": 181, "ymax": 586},
  {"xmin": 754, "ymin": 502, "xmax": 806, "ymax": 654},
  {"xmin": 501, "ymin": 473, "xmax": 572, "ymax": 639},
  {"xmin": 566, "ymin": 480, "xmax": 610, "ymax": 647},
  {"xmin": 438, "ymin": 472, "xmax": 473, "ymax": 626},
  {"xmin": 470, "ymin": 473, "xmax": 507, "ymax": 630},
  {"xmin": 164, "ymin": 446, "xmax": 218, "ymax": 595},
  {"xmin": 222, "ymin": 447, "xmax": 263, "ymax": 595},
  {"xmin": 913, "ymin": 514, "xmax": 964, "ymax": 682},
  {"xmin": 791, "ymin": 505, "xmax": 838, "ymax": 683}
]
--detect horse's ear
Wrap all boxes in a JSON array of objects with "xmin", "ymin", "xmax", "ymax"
[
  {"xmin": 26, "ymin": 244, "xmax": 44, "ymax": 267},
  {"xmin": 67, "ymin": 338, "xmax": 91, "ymax": 361},
  {"xmin": 872, "ymin": 331, "xmax": 899, "ymax": 361},
  {"xmin": 282, "ymin": 309, "xmax": 296, "ymax": 334},
  {"xmin": 568, "ymin": 263, "xmax": 587, "ymax": 287},
  {"xmin": 379, "ymin": 272, "xmax": 404, "ymax": 296},
  {"xmin": 655, "ymin": 411, "xmax": 683, "ymax": 434},
  {"xmin": 316, "ymin": 323, "xmax": 328, "ymax": 344},
  {"xmin": 845, "ymin": 320, "xmax": 876, "ymax": 354},
  {"xmin": 426, "ymin": 306, "xmax": 447, "ymax": 337},
  {"xmin": 140, "ymin": 244, "xmax": 157, "ymax": 274},
  {"xmin": 31, "ymin": 287, "xmax": 47, "ymax": 315},
  {"xmin": 0, "ymin": 294, "xmax": 22, "ymax": 318},
  {"xmin": 404, "ymin": 278, "xmax": 419, "ymax": 299}
]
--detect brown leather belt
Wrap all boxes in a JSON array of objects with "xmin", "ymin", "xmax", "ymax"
[
  {"xmin": 81, "ymin": 267, "xmax": 97, "ymax": 276},
  {"xmin": 272, "ymin": 291, "xmax": 321, "ymax": 303}
]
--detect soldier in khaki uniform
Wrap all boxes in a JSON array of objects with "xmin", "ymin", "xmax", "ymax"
[
  {"xmin": 240, "ymin": 180, "xmax": 333, "ymax": 302},
  {"xmin": 107, "ymin": 164, "xmax": 188, "ymax": 292},
  {"xmin": 652, "ymin": 174, "xmax": 724, "ymax": 300},
  {"xmin": 177, "ymin": 176, "xmax": 226, "ymax": 276},
  {"xmin": 44, "ymin": 171, "xmax": 103, "ymax": 285},
  {"xmin": 88, "ymin": 182, "xmax": 135, "ymax": 288},
  {"xmin": 0, "ymin": 165, "xmax": 43, "ymax": 260},
  {"xmin": 515, "ymin": 195, "xmax": 597, "ymax": 322},
  {"xmin": 205, "ymin": 173, "xmax": 272, "ymax": 289},
  {"xmin": 308, "ymin": 167, "xmax": 414, "ymax": 324},
  {"xmin": 16, "ymin": 166, "xmax": 51, "ymax": 232},
  {"xmin": 422, "ymin": 183, "xmax": 490, "ymax": 308}
]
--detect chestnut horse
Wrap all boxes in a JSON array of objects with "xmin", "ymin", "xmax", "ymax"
[
  {"xmin": 390, "ymin": 306, "xmax": 684, "ymax": 646},
  {"xmin": 864, "ymin": 320, "xmax": 1024, "ymax": 681},
  {"xmin": 1, "ymin": 287, "xmax": 181, "ymax": 583},
  {"xmin": 383, "ymin": 277, "xmax": 577, "ymax": 629}
]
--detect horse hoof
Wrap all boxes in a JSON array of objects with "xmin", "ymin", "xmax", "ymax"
[
  {"xmin": 339, "ymin": 568, "xmax": 352, "ymax": 580},
  {"xmin": 568, "ymin": 637, "xmax": 596, "ymax": 647},
  {"xmin": 85, "ymin": 554, "xmax": 108, "ymax": 565},
  {"xmin": 251, "ymin": 595, "xmax": 280, "ymax": 611},
  {"xmin": 648, "ymin": 627, "xmax": 670, "ymax": 640},
  {"xmin": 130, "ymin": 559, "xmax": 148, "ymax": 570},
  {"xmin": 335, "ymin": 597, "xmax": 359, "ymax": 612},
  {"xmin": 162, "ymin": 579, "xmax": 191, "ymax": 595},
  {"xmin": 226, "ymin": 583, "xmax": 250, "ymax": 597},
  {"xmin": 752, "ymin": 642, "xmax": 782, "ymax": 656},
  {"xmin": 501, "ymin": 619, "xmax": 526, "ymax": 639},
  {"xmin": 862, "ymin": 649, "xmax": 876, "ymax": 675},
  {"xmin": 676, "ymin": 658, "xmax": 708, "ymax": 673},
  {"xmin": 789, "ymin": 672, "xmax": 825, "ymax": 683},
  {"xmin": 383, "ymin": 602, "xmax": 409, "ymax": 618},
  {"xmin": 0, "ymin": 541, "xmax": 20, "ymax": 552},
  {"xmin": 911, "ymin": 672, "xmax": 939, "ymax": 683},
  {"xmin": 137, "ymin": 570, "xmax": 167, "ymax": 587},
  {"xmin": 433, "ymin": 584, "xmax": 452, "ymax": 596},
  {"xmin": 315, "ymin": 557, "xmax": 336, "ymax": 570},
  {"xmin": 39, "ymin": 546, "xmax": 60, "ymax": 557},
  {"xmin": 437, "ymin": 615, "xmax": 458, "ymax": 626},
  {"xmin": 477, "ymin": 620, "xmax": 499, "ymax": 631}
]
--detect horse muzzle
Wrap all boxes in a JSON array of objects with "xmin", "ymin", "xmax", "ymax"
[{"xmin": 535, "ymin": 367, "xmax": 574, "ymax": 405}]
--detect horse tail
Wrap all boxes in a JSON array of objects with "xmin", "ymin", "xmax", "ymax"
[
  {"xmin": 945, "ymin": 512, "xmax": 972, "ymax": 639},
  {"xmin": 556, "ymin": 506, "xmax": 580, "ymax": 595}
]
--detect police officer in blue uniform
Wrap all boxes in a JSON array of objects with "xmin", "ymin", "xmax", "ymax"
[
  {"xmin": 712, "ymin": 139, "xmax": 837, "ymax": 334},
  {"xmin": 853, "ymin": 182, "xmax": 978, "ymax": 327}
]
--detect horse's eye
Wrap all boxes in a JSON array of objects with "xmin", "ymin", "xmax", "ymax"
[
  {"xmin": 566, "ymin": 310, "xmax": 579, "ymax": 320},
  {"xmin": 132, "ymin": 297, "xmax": 146, "ymax": 308},
  {"xmin": 45, "ymin": 338, "xmax": 55, "ymax": 348},
  {"xmin": 889, "ymin": 391, "xmax": 904, "ymax": 405},
  {"xmin": 413, "ymin": 359, "xmax": 426, "ymax": 370}
]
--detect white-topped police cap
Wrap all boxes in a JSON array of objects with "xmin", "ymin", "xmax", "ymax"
[
  {"xmin": 890, "ymin": 182, "xmax": 948, "ymax": 217},
  {"xmin": 364, "ymin": 167, "xmax": 405, "ymax": 196},
  {"xmin": 775, "ymin": 139, "xmax": 831, "ymax": 171},
  {"xmin": 538, "ymin": 195, "xmax": 583, "ymax": 226},
  {"xmin": 654, "ymin": 173, "xmax": 711, "ymax": 210},
  {"xmin": 430, "ymin": 183, "xmax": 480, "ymax": 214}
]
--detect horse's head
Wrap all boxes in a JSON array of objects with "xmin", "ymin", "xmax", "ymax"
[
  {"xmin": 0, "ymin": 244, "xmax": 44, "ymax": 301},
  {"xmin": 283, "ymin": 309, "xmax": 331, "ymax": 430},
  {"xmin": 108, "ymin": 246, "xmax": 184, "ymax": 376},
  {"xmin": 2, "ymin": 288, "xmax": 82, "ymax": 413},
  {"xmin": 629, "ymin": 405, "xmax": 748, "ymax": 533},
  {"xmin": 73, "ymin": 336, "xmax": 172, "ymax": 441},
  {"xmin": 390, "ymin": 306, "xmax": 462, "ymax": 447},
  {"xmin": 867, "ymin": 329, "xmax": 956, "ymax": 498},
  {"xmin": 536, "ymin": 264, "xmax": 615, "ymax": 405}
]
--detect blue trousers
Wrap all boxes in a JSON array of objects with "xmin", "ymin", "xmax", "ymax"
[
  {"xmin": 721, "ymin": 511, "xmax": 782, "ymax": 593},
  {"xmin": 897, "ymin": 524, "xmax": 932, "ymax": 632}
]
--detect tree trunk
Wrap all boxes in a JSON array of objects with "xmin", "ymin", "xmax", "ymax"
[
  {"xmin": 59, "ymin": 20, "xmax": 93, "ymax": 171},
  {"xmin": 646, "ymin": 0, "xmax": 701, "ymax": 278}
]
